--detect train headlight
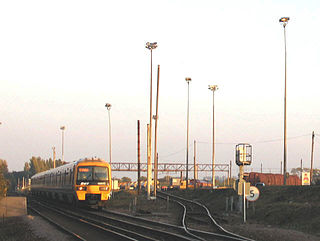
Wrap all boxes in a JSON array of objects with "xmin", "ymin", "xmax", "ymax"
[
  {"xmin": 99, "ymin": 186, "xmax": 108, "ymax": 191},
  {"xmin": 76, "ymin": 186, "xmax": 87, "ymax": 191}
]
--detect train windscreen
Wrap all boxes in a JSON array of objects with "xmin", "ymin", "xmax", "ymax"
[{"xmin": 77, "ymin": 166, "xmax": 109, "ymax": 184}]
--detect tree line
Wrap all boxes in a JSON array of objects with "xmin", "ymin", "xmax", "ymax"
[
  {"xmin": 0, "ymin": 159, "xmax": 9, "ymax": 197},
  {"xmin": 1, "ymin": 156, "xmax": 67, "ymax": 194},
  {"xmin": 23, "ymin": 156, "xmax": 66, "ymax": 177}
]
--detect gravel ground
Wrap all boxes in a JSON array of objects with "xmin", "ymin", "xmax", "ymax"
[
  {"xmin": 225, "ymin": 223, "xmax": 320, "ymax": 241},
  {"xmin": 107, "ymin": 190, "xmax": 320, "ymax": 241},
  {"xmin": 24, "ymin": 215, "xmax": 74, "ymax": 241},
  {"xmin": 0, "ymin": 215, "xmax": 74, "ymax": 241}
]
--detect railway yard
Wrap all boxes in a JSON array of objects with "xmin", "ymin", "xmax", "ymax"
[{"xmin": 1, "ymin": 186, "xmax": 319, "ymax": 241}]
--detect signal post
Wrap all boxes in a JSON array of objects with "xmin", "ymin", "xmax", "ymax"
[{"xmin": 235, "ymin": 143, "xmax": 252, "ymax": 223}]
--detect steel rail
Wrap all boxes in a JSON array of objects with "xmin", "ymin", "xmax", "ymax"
[
  {"xmin": 158, "ymin": 191, "xmax": 255, "ymax": 241},
  {"xmin": 29, "ymin": 200, "xmax": 140, "ymax": 241},
  {"xmin": 101, "ymin": 208, "xmax": 243, "ymax": 240},
  {"xmin": 104, "ymin": 207, "xmax": 249, "ymax": 241},
  {"xmin": 32, "ymin": 198, "xmax": 193, "ymax": 241},
  {"xmin": 28, "ymin": 206, "xmax": 87, "ymax": 241}
]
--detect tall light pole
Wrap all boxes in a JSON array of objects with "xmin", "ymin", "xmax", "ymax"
[
  {"xmin": 279, "ymin": 17, "xmax": 289, "ymax": 185},
  {"xmin": 208, "ymin": 85, "xmax": 218, "ymax": 188},
  {"xmin": 60, "ymin": 126, "xmax": 66, "ymax": 163},
  {"xmin": 145, "ymin": 41, "xmax": 157, "ymax": 199},
  {"xmin": 105, "ymin": 103, "xmax": 112, "ymax": 164},
  {"xmin": 185, "ymin": 77, "xmax": 191, "ymax": 190}
]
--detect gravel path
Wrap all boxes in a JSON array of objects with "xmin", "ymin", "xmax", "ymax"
[{"xmin": 24, "ymin": 215, "xmax": 74, "ymax": 241}]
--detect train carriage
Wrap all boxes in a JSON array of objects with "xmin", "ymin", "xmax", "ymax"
[{"xmin": 31, "ymin": 158, "xmax": 112, "ymax": 209}]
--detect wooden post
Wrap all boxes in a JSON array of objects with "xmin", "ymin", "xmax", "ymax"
[
  {"xmin": 137, "ymin": 120, "xmax": 141, "ymax": 194},
  {"xmin": 300, "ymin": 158, "xmax": 303, "ymax": 181},
  {"xmin": 52, "ymin": 147, "xmax": 56, "ymax": 169},
  {"xmin": 225, "ymin": 197, "xmax": 229, "ymax": 212},
  {"xmin": 230, "ymin": 196, "xmax": 234, "ymax": 212},
  {"xmin": 153, "ymin": 65, "xmax": 160, "ymax": 197},
  {"xmin": 194, "ymin": 140, "xmax": 197, "ymax": 189},
  {"xmin": 147, "ymin": 124, "xmax": 151, "ymax": 199},
  {"xmin": 310, "ymin": 131, "xmax": 315, "ymax": 183}
]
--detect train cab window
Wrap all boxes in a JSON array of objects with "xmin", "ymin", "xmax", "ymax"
[
  {"xmin": 94, "ymin": 167, "xmax": 109, "ymax": 181},
  {"xmin": 77, "ymin": 166, "xmax": 109, "ymax": 184},
  {"xmin": 77, "ymin": 167, "xmax": 93, "ymax": 181}
]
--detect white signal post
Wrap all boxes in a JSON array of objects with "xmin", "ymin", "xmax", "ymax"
[{"xmin": 235, "ymin": 143, "xmax": 252, "ymax": 223}]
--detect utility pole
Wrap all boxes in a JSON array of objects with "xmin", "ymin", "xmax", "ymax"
[
  {"xmin": 208, "ymin": 85, "xmax": 218, "ymax": 188},
  {"xmin": 261, "ymin": 163, "xmax": 262, "ymax": 173},
  {"xmin": 105, "ymin": 103, "xmax": 112, "ymax": 164},
  {"xmin": 279, "ymin": 17, "xmax": 290, "ymax": 185},
  {"xmin": 229, "ymin": 160, "xmax": 232, "ymax": 186},
  {"xmin": 145, "ymin": 42, "xmax": 157, "ymax": 200},
  {"xmin": 52, "ymin": 147, "xmax": 56, "ymax": 169},
  {"xmin": 194, "ymin": 140, "xmax": 197, "ymax": 189},
  {"xmin": 185, "ymin": 77, "xmax": 192, "ymax": 190},
  {"xmin": 137, "ymin": 120, "xmax": 141, "ymax": 194},
  {"xmin": 147, "ymin": 124, "xmax": 151, "ymax": 199},
  {"xmin": 300, "ymin": 158, "xmax": 303, "ymax": 181},
  {"xmin": 310, "ymin": 131, "xmax": 315, "ymax": 183},
  {"xmin": 153, "ymin": 65, "xmax": 160, "ymax": 198}
]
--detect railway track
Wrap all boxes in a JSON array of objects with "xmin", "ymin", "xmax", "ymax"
[
  {"xmin": 28, "ymin": 197, "xmax": 195, "ymax": 241},
  {"xmin": 157, "ymin": 191, "xmax": 255, "ymax": 241}
]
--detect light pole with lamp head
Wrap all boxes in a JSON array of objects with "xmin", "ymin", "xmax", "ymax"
[
  {"xmin": 145, "ymin": 42, "xmax": 157, "ymax": 199},
  {"xmin": 279, "ymin": 17, "xmax": 289, "ymax": 185},
  {"xmin": 105, "ymin": 103, "xmax": 112, "ymax": 164},
  {"xmin": 208, "ymin": 85, "xmax": 218, "ymax": 188},
  {"xmin": 185, "ymin": 77, "xmax": 191, "ymax": 190}
]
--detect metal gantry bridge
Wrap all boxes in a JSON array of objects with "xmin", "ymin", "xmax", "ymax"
[{"xmin": 111, "ymin": 162, "xmax": 230, "ymax": 174}]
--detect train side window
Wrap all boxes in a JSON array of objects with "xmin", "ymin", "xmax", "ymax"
[
  {"xmin": 70, "ymin": 170, "xmax": 73, "ymax": 184},
  {"xmin": 58, "ymin": 172, "xmax": 60, "ymax": 186},
  {"xmin": 66, "ymin": 171, "xmax": 70, "ymax": 185},
  {"xmin": 63, "ymin": 171, "xmax": 66, "ymax": 185}
]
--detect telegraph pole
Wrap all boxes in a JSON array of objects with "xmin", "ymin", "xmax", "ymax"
[
  {"xmin": 300, "ymin": 158, "xmax": 303, "ymax": 180},
  {"xmin": 52, "ymin": 147, "xmax": 56, "ymax": 169},
  {"xmin": 194, "ymin": 140, "xmax": 197, "ymax": 189},
  {"xmin": 310, "ymin": 131, "xmax": 315, "ymax": 183},
  {"xmin": 153, "ymin": 65, "xmax": 160, "ymax": 198},
  {"xmin": 147, "ymin": 124, "xmax": 151, "ymax": 199},
  {"xmin": 137, "ymin": 120, "xmax": 141, "ymax": 194}
]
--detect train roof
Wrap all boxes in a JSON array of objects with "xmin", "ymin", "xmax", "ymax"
[{"xmin": 31, "ymin": 158, "xmax": 107, "ymax": 179}]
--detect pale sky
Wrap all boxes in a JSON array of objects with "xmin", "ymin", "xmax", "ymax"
[{"xmin": 1, "ymin": 0, "xmax": 320, "ymax": 179}]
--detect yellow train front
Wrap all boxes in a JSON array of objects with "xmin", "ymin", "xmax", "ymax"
[
  {"xmin": 74, "ymin": 158, "xmax": 112, "ymax": 208},
  {"xmin": 31, "ymin": 158, "xmax": 112, "ymax": 209}
]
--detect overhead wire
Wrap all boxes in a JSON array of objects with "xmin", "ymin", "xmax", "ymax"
[{"xmin": 159, "ymin": 133, "xmax": 311, "ymax": 159}]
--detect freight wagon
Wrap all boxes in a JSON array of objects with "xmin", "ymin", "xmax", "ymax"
[{"xmin": 245, "ymin": 172, "xmax": 301, "ymax": 186}]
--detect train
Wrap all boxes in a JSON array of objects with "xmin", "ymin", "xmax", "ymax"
[
  {"xmin": 31, "ymin": 158, "xmax": 112, "ymax": 209},
  {"xmin": 244, "ymin": 172, "xmax": 301, "ymax": 186}
]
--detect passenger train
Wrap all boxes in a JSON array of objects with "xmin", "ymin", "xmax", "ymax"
[{"xmin": 31, "ymin": 158, "xmax": 112, "ymax": 209}]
